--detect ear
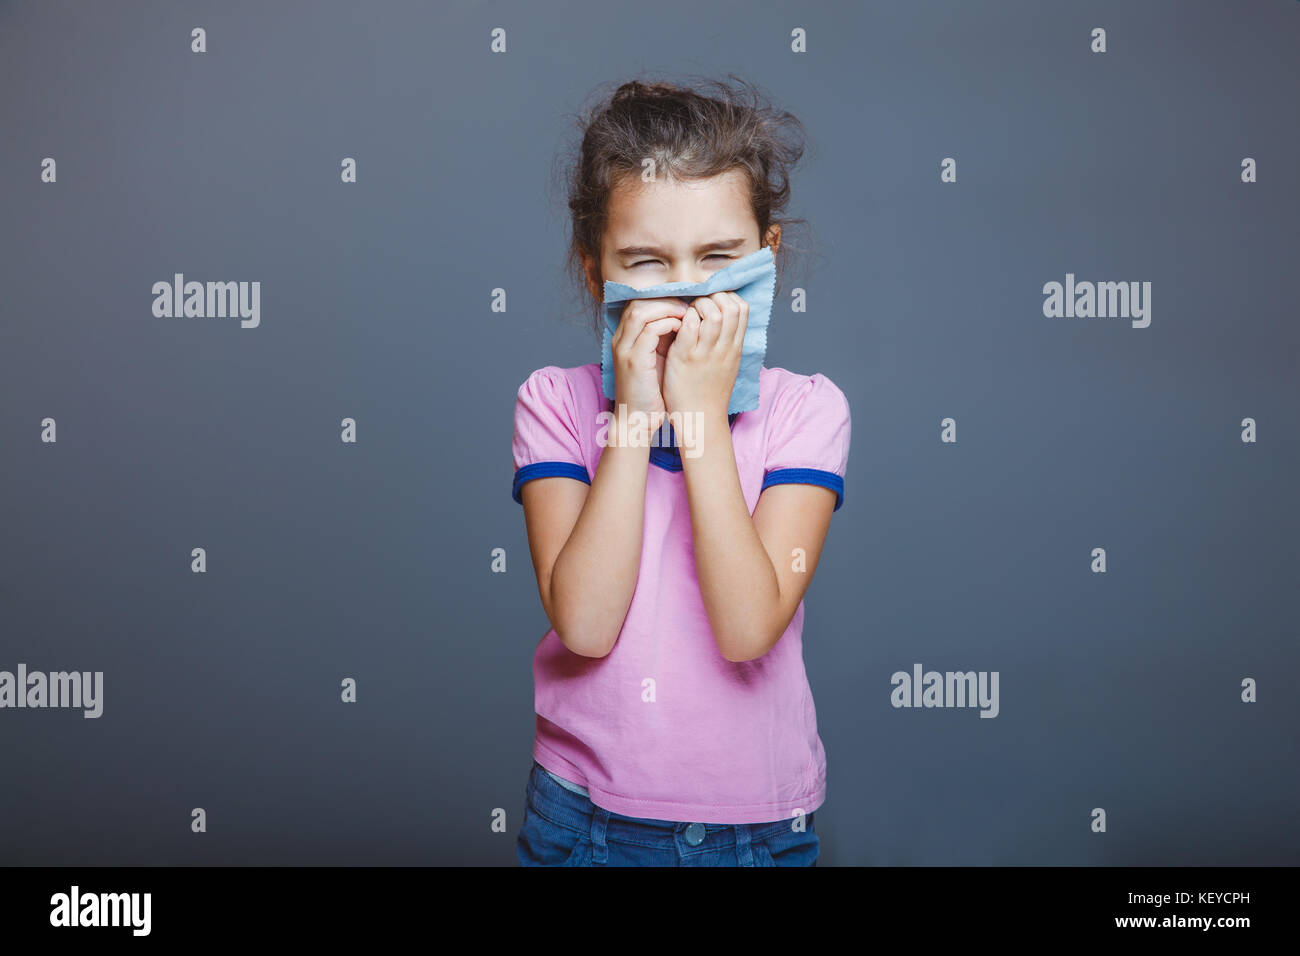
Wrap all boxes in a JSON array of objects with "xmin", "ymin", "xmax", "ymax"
[
  {"xmin": 764, "ymin": 223, "xmax": 782, "ymax": 252},
  {"xmin": 580, "ymin": 250, "xmax": 602, "ymax": 301}
]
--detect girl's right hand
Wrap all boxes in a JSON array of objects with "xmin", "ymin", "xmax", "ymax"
[{"xmin": 611, "ymin": 297, "xmax": 689, "ymax": 430}]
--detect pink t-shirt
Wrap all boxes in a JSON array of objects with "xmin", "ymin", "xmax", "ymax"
[{"xmin": 511, "ymin": 361, "xmax": 851, "ymax": 824}]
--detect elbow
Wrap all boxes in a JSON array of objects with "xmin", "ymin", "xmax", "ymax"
[
  {"xmin": 713, "ymin": 583, "xmax": 791, "ymax": 662},
  {"xmin": 715, "ymin": 610, "xmax": 790, "ymax": 663},
  {"xmin": 715, "ymin": 628, "xmax": 779, "ymax": 664},
  {"xmin": 559, "ymin": 631, "xmax": 616, "ymax": 659},
  {"xmin": 547, "ymin": 571, "xmax": 618, "ymax": 658},
  {"xmin": 719, "ymin": 644, "xmax": 761, "ymax": 664},
  {"xmin": 552, "ymin": 614, "xmax": 617, "ymax": 659}
]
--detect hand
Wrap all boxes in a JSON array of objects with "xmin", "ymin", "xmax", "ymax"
[
  {"xmin": 662, "ymin": 291, "xmax": 747, "ymax": 422},
  {"xmin": 611, "ymin": 296, "xmax": 690, "ymax": 430}
]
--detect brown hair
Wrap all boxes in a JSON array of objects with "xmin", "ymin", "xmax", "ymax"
[{"xmin": 553, "ymin": 74, "xmax": 809, "ymax": 337}]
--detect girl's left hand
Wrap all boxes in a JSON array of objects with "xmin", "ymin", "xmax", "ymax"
[{"xmin": 662, "ymin": 291, "xmax": 748, "ymax": 421}]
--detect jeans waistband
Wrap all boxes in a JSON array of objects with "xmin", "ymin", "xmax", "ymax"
[{"xmin": 526, "ymin": 761, "xmax": 808, "ymax": 844}]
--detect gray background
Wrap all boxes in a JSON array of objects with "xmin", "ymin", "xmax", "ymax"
[{"xmin": 1, "ymin": 0, "xmax": 1296, "ymax": 865}]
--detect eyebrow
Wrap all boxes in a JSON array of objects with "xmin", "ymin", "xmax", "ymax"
[{"xmin": 615, "ymin": 238, "xmax": 748, "ymax": 257}]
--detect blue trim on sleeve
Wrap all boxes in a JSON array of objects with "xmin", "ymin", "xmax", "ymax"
[
  {"xmin": 512, "ymin": 461, "xmax": 591, "ymax": 503},
  {"xmin": 760, "ymin": 467, "xmax": 845, "ymax": 511}
]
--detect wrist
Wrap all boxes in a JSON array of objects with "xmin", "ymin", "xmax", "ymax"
[
  {"xmin": 603, "ymin": 401, "xmax": 661, "ymax": 450},
  {"xmin": 678, "ymin": 407, "xmax": 731, "ymax": 462}
]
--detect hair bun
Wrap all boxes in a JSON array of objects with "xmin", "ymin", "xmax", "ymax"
[{"xmin": 612, "ymin": 80, "xmax": 676, "ymax": 104}]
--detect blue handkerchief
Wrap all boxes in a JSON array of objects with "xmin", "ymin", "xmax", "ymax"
[{"xmin": 600, "ymin": 245, "xmax": 775, "ymax": 415}]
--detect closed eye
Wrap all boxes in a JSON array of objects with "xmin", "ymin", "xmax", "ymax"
[{"xmin": 630, "ymin": 255, "xmax": 734, "ymax": 268}]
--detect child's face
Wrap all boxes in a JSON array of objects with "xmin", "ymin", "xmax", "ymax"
[{"xmin": 590, "ymin": 167, "xmax": 778, "ymax": 295}]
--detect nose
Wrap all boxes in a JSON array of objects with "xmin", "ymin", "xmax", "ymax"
[{"xmin": 661, "ymin": 255, "xmax": 731, "ymax": 289}]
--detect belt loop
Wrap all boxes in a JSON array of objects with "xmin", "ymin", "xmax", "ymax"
[
  {"xmin": 735, "ymin": 823, "xmax": 754, "ymax": 867},
  {"xmin": 590, "ymin": 807, "xmax": 610, "ymax": 865}
]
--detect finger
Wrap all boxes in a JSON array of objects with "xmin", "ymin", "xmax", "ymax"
[
  {"xmin": 709, "ymin": 291, "xmax": 739, "ymax": 351},
  {"xmin": 613, "ymin": 298, "xmax": 689, "ymax": 351},
  {"xmin": 674, "ymin": 305, "xmax": 701, "ymax": 354},
  {"xmin": 629, "ymin": 316, "xmax": 682, "ymax": 359},
  {"xmin": 692, "ymin": 295, "xmax": 723, "ymax": 353},
  {"xmin": 614, "ymin": 301, "xmax": 680, "ymax": 356},
  {"xmin": 729, "ymin": 291, "xmax": 749, "ymax": 351}
]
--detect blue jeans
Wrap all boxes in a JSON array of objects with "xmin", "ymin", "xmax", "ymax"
[{"xmin": 516, "ymin": 762, "xmax": 819, "ymax": 866}]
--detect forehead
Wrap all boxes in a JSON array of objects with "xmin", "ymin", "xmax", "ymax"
[{"xmin": 605, "ymin": 168, "xmax": 754, "ymax": 242}]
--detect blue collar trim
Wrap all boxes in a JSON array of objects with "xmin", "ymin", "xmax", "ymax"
[{"xmin": 648, "ymin": 412, "xmax": 740, "ymax": 473}]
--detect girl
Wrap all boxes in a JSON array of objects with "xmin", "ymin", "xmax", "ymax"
[{"xmin": 511, "ymin": 77, "xmax": 850, "ymax": 866}]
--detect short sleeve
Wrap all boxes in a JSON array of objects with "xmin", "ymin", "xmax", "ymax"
[
  {"xmin": 761, "ymin": 372, "xmax": 851, "ymax": 511},
  {"xmin": 511, "ymin": 366, "xmax": 591, "ymax": 504}
]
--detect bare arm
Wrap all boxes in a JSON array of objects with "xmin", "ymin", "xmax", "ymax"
[
  {"xmin": 518, "ymin": 299, "xmax": 687, "ymax": 658},
  {"xmin": 521, "ymin": 434, "xmax": 652, "ymax": 658},
  {"xmin": 663, "ymin": 289, "xmax": 840, "ymax": 662},
  {"xmin": 680, "ymin": 411, "xmax": 837, "ymax": 662}
]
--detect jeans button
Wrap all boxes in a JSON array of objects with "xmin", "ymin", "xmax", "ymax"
[{"xmin": 684, "ymin": 822, "xmax": 706, "ymax": 846}]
